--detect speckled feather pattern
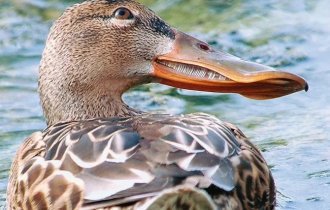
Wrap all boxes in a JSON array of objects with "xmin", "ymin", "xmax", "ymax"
[{"xmin": 39, "ymin": 0, "xmax": 174, "ymax": 125}]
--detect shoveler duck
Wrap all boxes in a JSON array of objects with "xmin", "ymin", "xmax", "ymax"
[{"xmin": 7, "ymin": 0, "xmax": 308, "ymax": 209}]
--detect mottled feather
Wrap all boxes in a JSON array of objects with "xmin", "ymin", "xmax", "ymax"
[{"xmin": 8, "ymin": 113, "xmax": 275, "ymax": 209}]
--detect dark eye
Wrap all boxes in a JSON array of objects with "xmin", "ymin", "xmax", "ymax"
[{"xmin": 114, "ymin": 7, "xmax": 134, "ymax": 20}]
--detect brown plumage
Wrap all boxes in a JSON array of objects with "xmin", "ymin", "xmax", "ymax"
[{"xmin": 7, "ymin": 0, "xmax": 307, "ymax": 209}]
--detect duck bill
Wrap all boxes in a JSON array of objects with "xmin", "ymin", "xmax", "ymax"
[{"xmin": 152, "ymin": 30, "xmax": 308, "ymax": 100}]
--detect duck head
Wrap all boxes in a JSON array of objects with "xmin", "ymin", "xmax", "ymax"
[{"xmin": 39, "ymin": 0, "xmax": 308, "ymax": 125}]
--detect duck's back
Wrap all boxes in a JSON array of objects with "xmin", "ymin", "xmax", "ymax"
[{"xmin": 8, "ymin": 113, "xmax": 275, "ymax": 210}]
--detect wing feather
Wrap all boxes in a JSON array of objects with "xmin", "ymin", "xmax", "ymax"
[
  {"xmin": 7, "ymin": 132, "xmax": 84, "ymax": 210},
  {"xmin": 24, "ymin": 113, "xmax": 273, "ymax": 208},
  {"xmin": 9, "ymin": 113, "xmax": 274, "ymax": 209}
]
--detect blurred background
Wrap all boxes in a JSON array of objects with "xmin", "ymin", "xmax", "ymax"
[{"xmin": 0, "ymin": 0, "xmax": 329, "ymax": 209}]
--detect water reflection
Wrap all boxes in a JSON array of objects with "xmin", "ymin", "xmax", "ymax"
[{"xmin": 0, "ymin": 0, "xmax": 329, "ymax": 209}]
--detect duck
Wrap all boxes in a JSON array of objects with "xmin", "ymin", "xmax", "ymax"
[{"xmin": 6, "ymin": 0, "xmax": 308, "ymax": 209}]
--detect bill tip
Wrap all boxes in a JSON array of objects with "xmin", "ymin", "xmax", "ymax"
[{"xmin": 304, "ymin": 83, "xmax": 309, "ymax": 92}]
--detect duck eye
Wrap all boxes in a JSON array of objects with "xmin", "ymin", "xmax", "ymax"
[{"xmin": 114, "ymin": 8, "xmax": 134, "ymax": 20}]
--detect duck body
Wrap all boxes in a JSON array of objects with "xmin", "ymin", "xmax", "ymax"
[
  {"xmin": 8, "ymin": 113, "xmax": 275, "ymax": 210},
  {"xmin": 7, "ymin": 0, "xmax": 307, "ymax": 209}
]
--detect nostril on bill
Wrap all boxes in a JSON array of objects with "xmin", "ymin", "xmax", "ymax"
[{"xmin": 198, "ymin": 43, "xmax": 210, "ymax": 51}]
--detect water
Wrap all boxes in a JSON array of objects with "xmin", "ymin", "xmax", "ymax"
[{"xmin": 0, "ymin": 0, "xmax": 329, "ymax": 209}]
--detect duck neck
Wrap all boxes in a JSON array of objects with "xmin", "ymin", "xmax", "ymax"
[{"xmin": 39, "ymin": 78, "xmax": 141, "ymax": 126}]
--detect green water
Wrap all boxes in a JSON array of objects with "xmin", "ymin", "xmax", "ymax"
[{"xmin": 1, "ymin": 0, "xmax": 329, "ymax": 209}]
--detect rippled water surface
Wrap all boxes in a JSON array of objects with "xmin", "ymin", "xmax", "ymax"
[{"xmin": 0, "ymin": 0, "xmax": 329, "ymax": 209}]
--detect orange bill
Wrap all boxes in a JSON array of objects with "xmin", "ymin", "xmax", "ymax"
[{"xmin": 152, "ymin": 30, "xmax": 308, "ymax": 100}]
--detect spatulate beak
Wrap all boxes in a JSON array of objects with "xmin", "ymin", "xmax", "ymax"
[{"xmin": 152, "ymin": 30, "xmax": 308, "ymax": 100}]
